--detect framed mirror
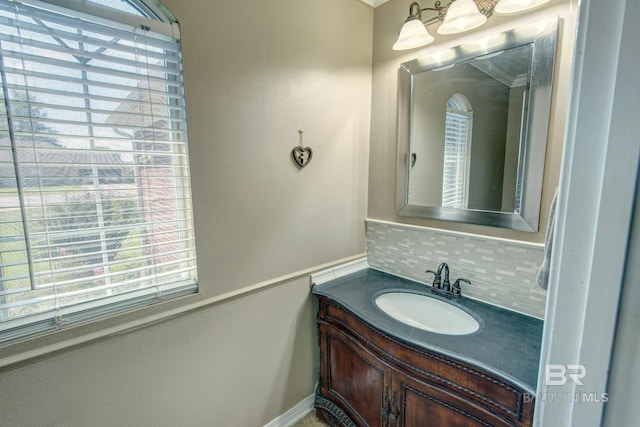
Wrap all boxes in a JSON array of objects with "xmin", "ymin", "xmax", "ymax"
[{"xmin": 396, "ymin": 18, "xmax": 558, "ymax": 232}]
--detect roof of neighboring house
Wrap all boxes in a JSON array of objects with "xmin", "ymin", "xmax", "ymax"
[{"xmin": 1, "ymin": 139, "xmax": 131, "ymax": 187}]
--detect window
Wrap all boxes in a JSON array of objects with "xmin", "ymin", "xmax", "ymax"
[
  {"xmin": 0, "ymin": 0, "xmax": 197, "ymax": 344},
  {"xmin": 442, "ymin": 94, "xmax": 473, "ymax": 209}
]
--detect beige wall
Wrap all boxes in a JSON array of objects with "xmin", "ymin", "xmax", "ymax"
[
  {"xmin": 180, "ymin": 0, "xmax": 373, "ymax": 292},
  {"xmin": 0, "ymin": 277, "xmax": 318, "ymax": 426},
  {"xmin": 0, "ymin": 0, "xmax": 373, "ymax": 425},
  {"xmin": 369, "ymin": 0, "xmax": 579, "ymax": 242}
]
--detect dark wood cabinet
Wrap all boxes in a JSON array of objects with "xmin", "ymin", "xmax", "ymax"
[
  {"xmin": 315, "ymin": 296, "xmax": 534, "ymax": 427},
  {"xmin": 322, "ymin": 326, "xmax": 388, "ymax": 425}
]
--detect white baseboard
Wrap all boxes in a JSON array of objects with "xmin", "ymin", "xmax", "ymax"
[{"xmin": 263, "ymin": 393, "xmax": 315, "ymax": 427}]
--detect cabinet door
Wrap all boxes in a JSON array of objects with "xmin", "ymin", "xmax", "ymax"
[
  {"xmin": 319, "ymin": 323, "xmax": 389, "ymax": 426},
  {"xmin": 394, "ymin": 371, "xmax": 516, "ymax": 427}
]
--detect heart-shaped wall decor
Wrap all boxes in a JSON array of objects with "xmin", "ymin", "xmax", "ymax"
[{"xmin": 292, "ymin": 146, "xmax": 313, "ymax": 168}]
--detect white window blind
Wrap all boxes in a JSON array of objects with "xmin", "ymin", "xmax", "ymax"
[
  {"xmin": 0, "ymin": 0, "xmax": 197, "ymax": 344},
  {"xmin": 442, "ymin": 108, "xmax": 472, "ymax": 209}
]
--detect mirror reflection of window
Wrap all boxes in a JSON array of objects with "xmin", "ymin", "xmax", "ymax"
[{"xmin": 442, "ymin": 94, "xmax": 473, "ymax": 209}]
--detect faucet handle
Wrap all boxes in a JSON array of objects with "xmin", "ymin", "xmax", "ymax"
[
  {"xmin": 452, "ymin": 278, "xmax": 471, "ymax": 296},
  {"xmin": 425, "ymin": 269, "xmax": 441, "ymax": 289}
]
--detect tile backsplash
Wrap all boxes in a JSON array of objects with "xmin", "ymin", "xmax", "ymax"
[{"xmin": 365, "ymin": 219, "xmax": 547, "ymax": 319}]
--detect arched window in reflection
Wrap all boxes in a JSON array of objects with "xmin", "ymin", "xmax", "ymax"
[{"xmin": 442, "ymin": 94, "xmax": 473, "ymax": 209}]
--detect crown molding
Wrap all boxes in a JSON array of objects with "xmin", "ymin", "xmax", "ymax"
[{"xmin": 359, "ymin": 0, "xmax": 390, "ymax": 7}]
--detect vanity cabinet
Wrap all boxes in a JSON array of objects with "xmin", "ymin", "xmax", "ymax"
[{"xmin": 315, "ymin": 296, "xmax": 535, "ymax": 427}]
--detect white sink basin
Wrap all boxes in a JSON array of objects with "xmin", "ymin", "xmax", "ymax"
[{"xmin": 374, "ymin": 292, "xmax": 480, "ymax": 335}]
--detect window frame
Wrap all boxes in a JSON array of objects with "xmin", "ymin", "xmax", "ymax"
[
  {"xmin": 0, "ymin": 0, "xmax": 198, "ymax": 351},
  {"xmin": 40, "ymin": 0, "xmax": 180, "ymax": 38}
]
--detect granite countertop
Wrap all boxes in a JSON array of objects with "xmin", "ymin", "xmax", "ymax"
[{"xmin": 312, "ymin": 268, "xmax": 543, "ymax": 395}]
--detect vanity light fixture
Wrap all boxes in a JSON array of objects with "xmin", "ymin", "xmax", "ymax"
[
  {"xmin": 437, "ymin": 0, "xmax": 487, "ymax": 35},
  {"xmin": 393, "ymin": 0, "xmax": 551, "ymax": 50},
  {"xmin": 393, "ymin": 10, "xmax": 435, "ymax": 50}
]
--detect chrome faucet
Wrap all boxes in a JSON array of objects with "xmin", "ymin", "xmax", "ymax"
[
  {"xmin": 425, "ymin": 262, "xmax": 470, "ymax": 299},
  {"xmin": 426, "ymin": 262, "xmax": 449, "ymax": 290},
  {"xmin": 438, "ymin": 262, "xmax": 450, "ymax": 292}
]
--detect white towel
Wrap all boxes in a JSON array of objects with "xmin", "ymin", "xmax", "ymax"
[{"xmin": 537, "ymin": 188, "xmax": 558, "ymax": 290}]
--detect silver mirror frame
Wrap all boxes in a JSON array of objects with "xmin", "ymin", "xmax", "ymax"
[{"xmin": 395, "ymin": 17, "xmax": 558, "ymax": 232}]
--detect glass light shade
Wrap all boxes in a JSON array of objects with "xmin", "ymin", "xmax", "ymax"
[
  {"xmin": 437, "ymin": 0, "xmax": 487, "ymax": 35},
  {"xmin": 393, "ymin": 16, "xmax": 435, "ymax": 50},
  {"xmin": 494, "ymin": 0, "xmax": 550, "ymax": 14}
]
